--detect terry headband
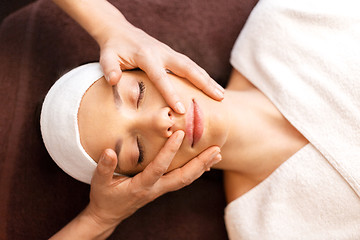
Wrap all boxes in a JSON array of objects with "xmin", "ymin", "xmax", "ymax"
[{"xmin": 40, "ymin": 63, "xmax": 104, "ymax": 184}]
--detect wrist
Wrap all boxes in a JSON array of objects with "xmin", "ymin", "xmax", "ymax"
[
  {"xmin": 92, "ymin": 18, "xmax": 132, "ymax": 48},
  {"xmin": 49, "ymin": 204, "xmax": 121, "ymax": 240},
  {"xmin": 89, "ymin": 6, "xmax": 130, "ymax": 46},
  {"xmin": 53, "ymin": 0, "xmax": 130, "ymax": 47},
  {"xmin": 79, "ymin": 0, "xmax": 132, "ymax": 47},
  {"xmin": 83, "ymin": 204, "xmax": 122, "ymax": 235}
]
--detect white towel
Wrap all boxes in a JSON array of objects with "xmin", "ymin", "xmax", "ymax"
[
  {"xmin": 41, "ymin": 63, "xmax": 103, "ymax": 184},
  {"xmin": 225, "ymin": 144, "xmax": 360, "ymax": 239},
  {"xmin": 225, "ymin": 0, "xmax": 360, "ymax": 238},
  {"xmin": 231, "ymin": 0, "xmax": 360, "ymax": 196}
]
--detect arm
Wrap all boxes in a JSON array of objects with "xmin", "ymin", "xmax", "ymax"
[
  {"xmin": 52, "ymin": 0, "xmax": 224, "ymax": 114},
  {"xmin": 49, "ymin": 207, "xmax": 115, "ymax": 240},
  {"xmin": 52, "ymin": 0, "xmax": 128, "ymax": 46},
  {"xmin": 50, "ymin": 131, "xmax": 222, "ymax": 239}
]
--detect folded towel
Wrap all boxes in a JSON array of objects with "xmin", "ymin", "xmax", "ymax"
[{"xmin": 40, "ymin": 63, "xmax": 103, "ymax": 184}]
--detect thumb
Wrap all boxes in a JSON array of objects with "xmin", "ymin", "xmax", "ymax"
[
  {"xmin": 99, "ymin": 49, "xmax": 122, "ymax": 85},
  {"xmin": 91, "ymin": 149, "xmax": 118, "ymax": 186}
]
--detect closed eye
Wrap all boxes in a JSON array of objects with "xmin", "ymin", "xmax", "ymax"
[
  {"xmin": 137, "ymin": 81, "xmax": 145, "ymax": 108},
  {"xmin": 136, "ymin": 137, "xmax": 144, "ymax": 164}
]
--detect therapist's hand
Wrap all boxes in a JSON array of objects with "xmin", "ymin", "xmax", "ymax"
[
  {"xmin": 50, "ymin": 131, "xmax": 221, "ymax": 240},
  {"xmin": 86, "ymin": 130, "xmax": 222, "ymax": 234},
  {"xmin": 52, "ymin": 0, "xmax": 224, "ymax": 114},
  {"xmin": 98, "ymin": 24, "xmax": 225, "ymax": 114}
]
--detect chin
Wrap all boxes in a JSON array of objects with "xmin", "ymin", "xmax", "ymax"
[
  {"xmin": 167, "ymin": 129, "xmax": 227, "ymax": 173},
  {"xmin": 200, "ymin": 95, "xmax": 229, "ymax": 144},
  {"xmin": 203, "ymin": 112, "xmax": 229, "ymax": 148}
]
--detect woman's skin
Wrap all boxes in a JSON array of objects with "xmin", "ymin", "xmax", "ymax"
[{"xmin": 78, "ymin": 69, "xmax": 309, "ymax": 202}]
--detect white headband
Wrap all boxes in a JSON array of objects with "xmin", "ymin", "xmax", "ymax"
[{"xmin": 40, "ymin": 63, "xmax": 103, "ymax": 184}]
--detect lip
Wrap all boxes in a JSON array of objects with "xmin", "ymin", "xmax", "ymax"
[{"xmin": 185, "ymin": 99, "xmax": 204, "ymax": 147}]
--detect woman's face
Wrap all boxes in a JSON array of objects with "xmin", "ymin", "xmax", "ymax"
[{"xmin": 78, "ymin": 71, "xmax": 229, "ymax": 175}]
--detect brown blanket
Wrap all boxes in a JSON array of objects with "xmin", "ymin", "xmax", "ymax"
[{"xmin": 0, "ymin": 0, "xmax": 257, "ymax": 239}]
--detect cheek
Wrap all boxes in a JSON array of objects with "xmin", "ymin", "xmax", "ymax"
[
  {"xmin": 142, "ymin": 82, "xmax": 167, "ymax": 109},
  {"xmin": 166, "ymin": 146, "xmax": 198, "ymax": 172},
  {"xmin": 140, "ymin": 136, "xmax": 167, "ymax": 167}
]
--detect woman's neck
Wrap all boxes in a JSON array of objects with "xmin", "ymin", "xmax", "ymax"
[{"xmin": 213, "ymin": 70, "xmax": 308, "ymax": 181}]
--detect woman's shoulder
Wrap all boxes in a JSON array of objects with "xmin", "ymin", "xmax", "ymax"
[{"xmin": 226, "ymin": 69, "xmax": 256, "ymax": 91}]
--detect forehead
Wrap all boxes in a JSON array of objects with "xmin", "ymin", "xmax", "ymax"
[{"xmin": 78, "ymin": 76, "xmax": 115, "ymax": 162}]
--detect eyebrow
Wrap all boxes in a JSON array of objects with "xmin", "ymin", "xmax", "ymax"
[{"xmin": 112, "ymin": 85, "xmax": 122, "ymax": 108}]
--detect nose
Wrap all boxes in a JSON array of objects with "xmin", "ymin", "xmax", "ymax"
[{"xmin": 139, "ymin": 107, "xmax": 175, "ymax": 138}]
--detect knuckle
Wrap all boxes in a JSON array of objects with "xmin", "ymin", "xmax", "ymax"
[
  {"xmin": 184, "ymin": 59, "xmax": 197, "ymax": 72},
  {"xmin": 181, "ymin": 55, "xmax": 197, "ymax": 69},
  {"xmin": 178, "ymin": 171, "xmax": 193, "ymax": 187},
  {"xmin": 186, "ymin": 67, "xmax": 205, "ymax": 84},
  {"xmin": 180, "ymin": 175, "xmax": 193, "ymax": 187},
  {"xmin": 199, "ymin": 67, "xmax": 210, "ymax": 77},
  {"xmin": 130, "ymin": 188, "xmax": 149, "ymax": 199},
  {"xmin": 162, "ymin": 43, "xmax": 173, "ymax": 52},
  {"xmin": 135, "ymin": 45, "xmax": 153, "ymax": 59},
  {"xmin": 151, "ymin": 164, "xmax": 168, "ymax": 176},
  {"xmin": 178, "ymin": 53, "xmax": 191, "ymax": 61},
  {"xmin": 99, "ymin": 57, "xmax": 107, "ymax": 69},
  {"xmin": 201, "ymin": 159, "xmax": 210, "ymax": 170},
  {"xmin": 190, "ymin": 155, "xmax": 209, "ymax": 171},
  {"xmin": 167, "ymin": 49, "xmax": 182, "ymax": 59},
  {"xmin": 154, "ymin": 71, "xmax": 168, "ymax": 84},
  {"xmin": 100, "ymin": 49, "xmax": 112, "ymax": 60},
  {"xmin": 96, "ymin": 164, "xmax": 108, "ymax": 176},
  {"xmin": 174, "ymin": 53, "xmax": 193, "ymax": 69}
]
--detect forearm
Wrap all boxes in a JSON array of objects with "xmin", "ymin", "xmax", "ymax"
[
  {"xmin": 50, "ymin": 205, "xmax": 118, "ymax": 240},
  {"xmin": 52, "ymin": 0, "xmax": 131, "ymax": 45}
]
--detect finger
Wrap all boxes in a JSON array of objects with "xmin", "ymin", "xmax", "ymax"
[
  {"xmin": 166, "ymin": 53, "xmax": 224, "ymax": 101},
  {"xmin": 91, "ymin": 149, "xmax": 118, "ymax": 186},
  {"xmin": 99, "ymin": 49, "xmax": 122, "ymax": 85},
  {"xmin": 155, "ymin": 146, "xmax": 222, "ymax": 195},
  {"xmin": 135, "ymin": 130, "xmax": 185, "ymax": 188},
  {"xmin": 138, "ymin": 60, "xmax": 186, "ymax": 114}
]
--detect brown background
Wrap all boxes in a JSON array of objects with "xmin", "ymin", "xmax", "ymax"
[{"xmin": 0, "ymin": 0, "xmax": 257, "ymax": 239}]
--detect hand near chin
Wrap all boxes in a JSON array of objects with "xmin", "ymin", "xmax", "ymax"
[{"xmin": 86, "ymin": 130, "xmax": 222, "ymax": 232}]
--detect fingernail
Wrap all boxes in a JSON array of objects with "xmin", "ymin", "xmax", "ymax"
[
  {"xmin": 175, "ymin": 102, "xmax": 186, "ymax": 114},
  {"xmin": 217, "ymin": 84, "xmax": 225, "ymax": 93},
  {"xmin": 205, "ymin": 149, "xmax": 220, "ymax": 169},
  {"xmin": 175, "ymin": 131, "xmax": 184, "ymax": 144},
  {"xmin": 209, "ymin": 148, "xmax": 220, "ymax": 159},
  {"xmin": 211, "ymin": 153, "xmax": 222, "ymax": 166},
  {"xmin": 107, "ymin": 71, "xmax": 116, "ymax": 82},
  {"xmin": 214, "ymin": 88, "xmax": 224, "ymax": 99},
  {"xmin": 101, "ymin": 152, "xmax": 111, "ymax": 165}
]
